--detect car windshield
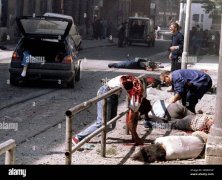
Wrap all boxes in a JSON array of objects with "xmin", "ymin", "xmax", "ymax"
[{"xmin": 20, "ymin": 18, "xmax": 69, "ymax": 36}]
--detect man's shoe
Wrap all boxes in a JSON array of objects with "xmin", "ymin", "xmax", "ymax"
[{"xmin": 72, "ymin": 136, "xmax": 79, "ymax": 145}]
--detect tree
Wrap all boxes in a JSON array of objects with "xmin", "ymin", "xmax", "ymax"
[{"xmin": 202, "ymin": 0, "xmax": 222, "ymax": 17}]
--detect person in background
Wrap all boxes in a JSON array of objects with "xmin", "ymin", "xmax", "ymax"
[
  {"xmin": 168, "ymin": 22, "xmax": 184, "ymax": 92},
  {"xmin": 118, "ymin": 22, "xmax": 127, "ymax": 47}
]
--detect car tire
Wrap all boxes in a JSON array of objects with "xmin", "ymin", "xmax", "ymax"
[
  {"xmin": 67, "ymin": 74, "xmax": 75, "ymax": 88},
  {"xmin": 75, "ymin": 67, "xmax": 80, "ymax": 82}
]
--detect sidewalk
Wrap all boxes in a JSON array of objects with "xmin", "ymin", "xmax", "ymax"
[{"xmin": 82, "ymin": 37, "xmax": 117, "ymax": 49}]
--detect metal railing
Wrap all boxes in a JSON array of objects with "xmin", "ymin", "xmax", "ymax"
[
  {"xmin": 0, "ymin": 139, "xmax": 16, "ymax": 165},
  {"xmin": 64, "ymin": 74, "xmax": 147, "ymax": 165}
]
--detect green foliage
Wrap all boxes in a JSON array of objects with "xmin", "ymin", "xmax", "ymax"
[{"xmin": 202, "ymin": 0, "xmax": 222, "ymax": 16}]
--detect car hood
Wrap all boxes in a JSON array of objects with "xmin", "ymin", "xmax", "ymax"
[{"xmin": 16, "ymin": 16, "xmax": 72, "ymax": 39}]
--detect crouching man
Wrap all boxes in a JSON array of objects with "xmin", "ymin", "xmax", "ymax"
[{"xmin": 160, "ymin": 69, "xmax": 212, "ymax": 113}]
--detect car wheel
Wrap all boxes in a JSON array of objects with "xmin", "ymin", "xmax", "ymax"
[
  {"xmin": 75, "ymin": 67, "xmax": 80, "ymax": 82},
  {"xmin": 67, "ymin": 74, "xmax": 75, "ymax": 88}
]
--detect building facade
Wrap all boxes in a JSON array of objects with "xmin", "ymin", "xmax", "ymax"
[
  {"xmin": 0, "ymin": 0, "xmax": 153, "ymax": 42},
  {"xmin": 153, "ymin": 0, "xmax": 180, "ymax": 28}
]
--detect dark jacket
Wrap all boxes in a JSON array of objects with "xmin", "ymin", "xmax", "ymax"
[
  {"xmin": 169, "ymin": 32, "xmax": 184, "ymax": 60},
  {"xmin": 172, "ymin": 69, "xmax": 212, "ymax": 99}
]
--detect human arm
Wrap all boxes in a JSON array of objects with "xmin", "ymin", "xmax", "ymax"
[
  {"xmin": 169, "ymin": 93, "xmax": 181, "ymax": 103},
  {"xmin": 169, "ymin": 33, "xmax": 184, "ymax": 54}
]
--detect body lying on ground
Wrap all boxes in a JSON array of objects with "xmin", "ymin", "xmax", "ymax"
[
  {"xmin": 108, "ymin": 57, "xmax": 163, "ymax": 71},
  {"xmin": 142, "ymin": 100, "xmax": 214, "ymax": 133},
  {"xmin": 132, "ymin": 131, "xmax": 207, "ymax": 163}
]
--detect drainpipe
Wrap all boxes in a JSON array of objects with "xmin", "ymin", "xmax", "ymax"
[
  {"xmin": 205, "ymin": 14, "xmax": 222, "ymax": 164},
  {"xmin": 61, "ymin": 0, "xmax": 64, "ymax": 14},
  {"xmin": 181, "ymin": 0, "xmax": 192, "ymax": 69}
]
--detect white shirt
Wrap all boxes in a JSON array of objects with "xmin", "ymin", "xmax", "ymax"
[
  {"xmin": 107, "ymin": 75, "xmax": 122, "ymax": 89},
  {"xmin": 148, "ymin": 100, "xmax": 170, "ymax": 118}
]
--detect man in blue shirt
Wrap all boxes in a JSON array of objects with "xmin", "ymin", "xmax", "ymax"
[{"xmin": 160, "ymin": 69, "xmax": 212, "ymax": 113}]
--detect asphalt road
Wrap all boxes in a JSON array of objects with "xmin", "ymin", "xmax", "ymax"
[{"xmin": 0, "ymin": 40, "xmax": 170, "ymax": 164}]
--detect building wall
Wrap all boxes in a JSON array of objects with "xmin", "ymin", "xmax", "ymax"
[
  {"xmin": 100, "ymin": 0, "xmax": 119, "ymax": 25},
  {"xmin": 154, "ymin": 0, "xmax": 180, "ymax": 28},
  {"xmin": 131, "ymin": 0, "xmax": 151, "ymax": 17},
  {"xmin": 190, "ymin": 3, "xmax": 212, "ymax": 30}
]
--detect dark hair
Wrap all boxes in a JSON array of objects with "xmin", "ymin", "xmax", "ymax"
[
  {"xmin": 138, "ymin": 98, "xmax": 152, "ymax": 115},
  {"xmin": 171, "ymin": 22, "xmax": 180, "ymax": 31},
  {"xmin": 132, "ymin": 144, "xmax": 166, "ymax": 163},
  {"xmin": 160, "ymin": 71, "xmax": 171, "ymax": 76},
  {"xmin": 122, "ymin": 81, "xmax": 133, "ymax": 90}
]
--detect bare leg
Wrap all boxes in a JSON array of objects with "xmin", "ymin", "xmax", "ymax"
[{"xmin": 126, "ymin": 109, "xmax": 143, "ymax": 145}]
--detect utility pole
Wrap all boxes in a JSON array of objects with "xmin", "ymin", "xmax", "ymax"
[
  {"xmin": 47, "ymin": 0, "xmax": 53, "ymax": 12},
  {"xmin": 205, "ymin": 14, "xmax": 222, "ymax": 164},
  {"xmin": 61, "ymin": 0, "xmax": 64, "ymax": 14},
  {"xmin": 181, "ymin": 0, "xmax": 192, "ymax": 69},
  {"xmin": 179, "ymin": 1, "xmax": 185, "ymax": 34}
]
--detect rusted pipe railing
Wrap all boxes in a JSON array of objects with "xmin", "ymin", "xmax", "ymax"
[
  {"xmin": 101, "ymin": 98, "xmax": 107, "ymax": 157},
  {"xmin": 65, "ymin": 74, "xmax": 147, "ymax": 165},
  {"xmin": 0, "ymin": 139, "xmax": 16, "ymax": 165}
]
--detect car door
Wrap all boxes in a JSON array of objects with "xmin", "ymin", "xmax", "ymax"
[{"xmin": 16, "ymin": 16, "xmax": 72, "ymax": 40}]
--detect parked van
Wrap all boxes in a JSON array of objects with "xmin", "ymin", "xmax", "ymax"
[{"xmin": 126, "ymin": 17, "xmax": 155, "ymax": 47}]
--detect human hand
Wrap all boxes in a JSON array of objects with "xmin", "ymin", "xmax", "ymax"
[
  {"xmin": 170, "ymin": 46, "xmax": 179, "ymax": 51},
  {"xmin": 168, "ymin": 96, "xmax": 176, "ymax": 104},
  {"xmin": 168, "ymin": 52, "xmax": 172, "ymax": 60}
]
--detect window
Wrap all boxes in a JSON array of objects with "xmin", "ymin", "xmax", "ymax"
[
  {"xmin": 201, "ymin": 14, "xmax": 204, "ymax": 23},
  {"xmin": 193, "ymin": 14, "xmax": 199, "ymax": 22}
]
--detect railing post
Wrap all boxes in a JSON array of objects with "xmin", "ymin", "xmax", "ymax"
[
  {"xmin": 65, "ymin": 113, "xmax": 72, "ymax": 165},
  {"xmin": 125, "ymin": 95, "xmax": 130, "ymax": 135},
  {"xmin": 5, "ymin": 147, "xmax": 15, "ymax": 165},
  {"xmin": 101, "ymin": 98, "xmax": 107, "ymax": 157},
  {"xmin": 0, "ymin": 139, "xmax": 16, "ymax": 165}
]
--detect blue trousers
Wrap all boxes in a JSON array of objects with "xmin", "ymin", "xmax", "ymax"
[
  {"xmin": 77, "ymin": 85, "xmax": 119, "ymax": 141},
  {"xmin": 109, "ymin": 60, "xmax": 141, "ymax": 69}
]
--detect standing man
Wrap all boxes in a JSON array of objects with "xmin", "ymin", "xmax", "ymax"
[
  {"xmin": 118, "ymin": 22, "xmax": 127, "ymax": 47},
  {"xmin": 168, "ymin": 22, "xmax": 184, "ymax": 72},
  {"xmin": 160, "ymin": 70, "xmax": 212, "ymax": 113}
]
